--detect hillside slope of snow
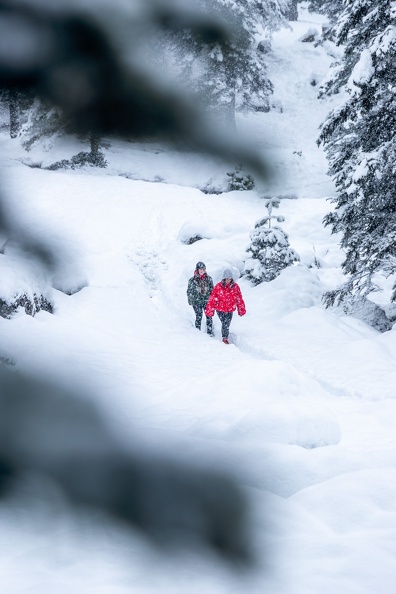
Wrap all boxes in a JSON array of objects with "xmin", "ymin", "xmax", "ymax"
[{"xmin": 0, "ymin": 5, "xmax": 395, "ymax": 594}]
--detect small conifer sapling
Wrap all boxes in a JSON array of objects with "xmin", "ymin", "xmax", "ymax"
[{"xmin": 244, "ymin": 198, "xmax": 300, "ymax": 284}]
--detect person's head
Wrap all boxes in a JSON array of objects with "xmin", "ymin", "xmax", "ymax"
[
  {"xmin": 222, "ymin": 268, "xmax": 233, "ymax": 284},
  {"xmin": 196, "ymin": 261, "xmax": 206, "ymax": 275}
]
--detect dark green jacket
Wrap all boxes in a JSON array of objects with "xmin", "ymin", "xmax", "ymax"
[{"xmin": 187, "ymin": 271, "xmax": 214, "ymax": 307}]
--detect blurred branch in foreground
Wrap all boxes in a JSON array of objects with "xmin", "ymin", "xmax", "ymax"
[
  {"xmin": 0, "ymin": 0, "xmax": 271, "ymax": 182},
  {"xmin": 0, "ymin": 368, "xmax": 251, "ymax": 564}
]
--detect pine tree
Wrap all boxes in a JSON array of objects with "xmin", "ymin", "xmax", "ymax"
[
  {"xmin": 18, "ymin": 98, "xmax": 68, "ymax": 151},
  {"xmin": 168, "ymin": 0, "xmax": 286, "ymax": 126},
  {"xmin": 17, "ymin": 98, "xmax": 107, "ymax": 169},
  {"xmin": 226, "ymin": 164, "xmax": 255, "ymax": 190},
  {"xmin": 244, "ymin": 198, "xmax": 300, "ymax": 284},
  {"xmin": 319, "ymin": 0, "xmax": 396, "ymax": 306}
]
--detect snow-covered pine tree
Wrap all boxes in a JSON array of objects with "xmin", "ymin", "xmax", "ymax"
[
  {"xmin": 168, "ymin": 0, "xmax": 286, "ymax": 126},
  {"xmin": 18, "ymin": 98, "xmax": 68, "ymax": 151},
  {"xmin": 244, "ymin": 198, "xmax": 300, "ymax": 284},
  {"xmin": 17, "ymin": 98, "xmax": 107, "ymax": 169},
  {"xmin": 318, "ymin": 0, "xmax": 396, "ymax": 306},
  {"xmin": 226, "ymin": 163, "xmax": 255, "ymax": 190}
]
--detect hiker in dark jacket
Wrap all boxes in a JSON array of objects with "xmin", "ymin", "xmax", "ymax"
[{"xmin": 187, "ymin": 261, "xmax": 214, "ymax": 335}]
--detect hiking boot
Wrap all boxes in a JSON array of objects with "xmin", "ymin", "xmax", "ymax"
[{"xmin": 222, "ymin": 338, "xmax": 229, "ymax": 345}]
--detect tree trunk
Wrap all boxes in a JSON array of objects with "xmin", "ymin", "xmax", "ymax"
[
  {"xmin": 283, "ymin": 0, "xmax": 298, "ymax": 21},
  {"xmin": 222, "ymin": 92, "xmax": 236, "ymax": 130},
  {"xmin": 90, "ymin": 134, "xmax": 101, "ymax": 161},
  {"xmin": 223, "ymin": 54, "xmax": 237, "ymax": 131},
  {"xmin": 9, "ymin": 91, "xmax": 20, "ymax": 138}
]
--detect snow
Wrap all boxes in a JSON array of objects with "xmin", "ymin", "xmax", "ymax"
[
  {"xmin": 0, "ymin": 4, "xmax": 396, "ymax": 594},
  {"xmin": 347, "ymin": 49, "xmax": 374, "ymax": 94},
  {"xmin": 371, "ymin": 25, "xmax": 396, "ymax": 56}
]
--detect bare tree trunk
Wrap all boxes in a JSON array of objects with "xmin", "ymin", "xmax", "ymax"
[
  {"xmin": 9, "ymin": 91, "xmax": 20, "ymax": 138},
  {"xmin": 222, "ymin": 91, "xmax": 236, "ymax": 130},
  {"xmin": 90, "ymin": 133, "xmax": 101, "ymax": 161},
  {"xmin": 283, "ymin": 0, "xmax": 298, "ymax": 21},
  {"xmin": 223, "ymin": 54, "xmax": 236, "ymax": 131}
]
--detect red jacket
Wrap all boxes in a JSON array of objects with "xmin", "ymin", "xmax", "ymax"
[{"xmin": 205, "ymin": 280, "xmax": 246, "ymax": 317}]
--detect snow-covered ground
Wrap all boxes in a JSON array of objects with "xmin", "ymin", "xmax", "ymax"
[{"xmin": 1, "ymin": 5, "xmax": 396, "ymax": 594}]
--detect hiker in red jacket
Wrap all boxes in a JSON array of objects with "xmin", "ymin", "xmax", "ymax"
[{"xmin": 205, "ymin": 268, "xmax": 246, "ymax": 344}]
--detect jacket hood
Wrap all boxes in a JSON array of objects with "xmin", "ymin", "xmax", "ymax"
[{"xmin": 222, "ymin": 268, "xmax": 234, "ymax": 280}]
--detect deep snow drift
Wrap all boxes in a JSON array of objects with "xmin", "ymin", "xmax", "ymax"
[{"xmin": 0, "ymin": 5, "xmax": 396, "ymax": 594}]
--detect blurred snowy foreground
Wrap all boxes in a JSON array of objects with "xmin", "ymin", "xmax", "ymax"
[{"xmin": 0, "ymin": 7, "xmax": 396, "ymax": 594}]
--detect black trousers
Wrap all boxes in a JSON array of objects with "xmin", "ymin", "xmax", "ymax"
[
  {"xmin": 193, "ymin": 304, "xmax": 213, "ymax": 334},
  {"xmin": 217, "ymin": 311, "xmax": 233, "ymax": 338}
]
